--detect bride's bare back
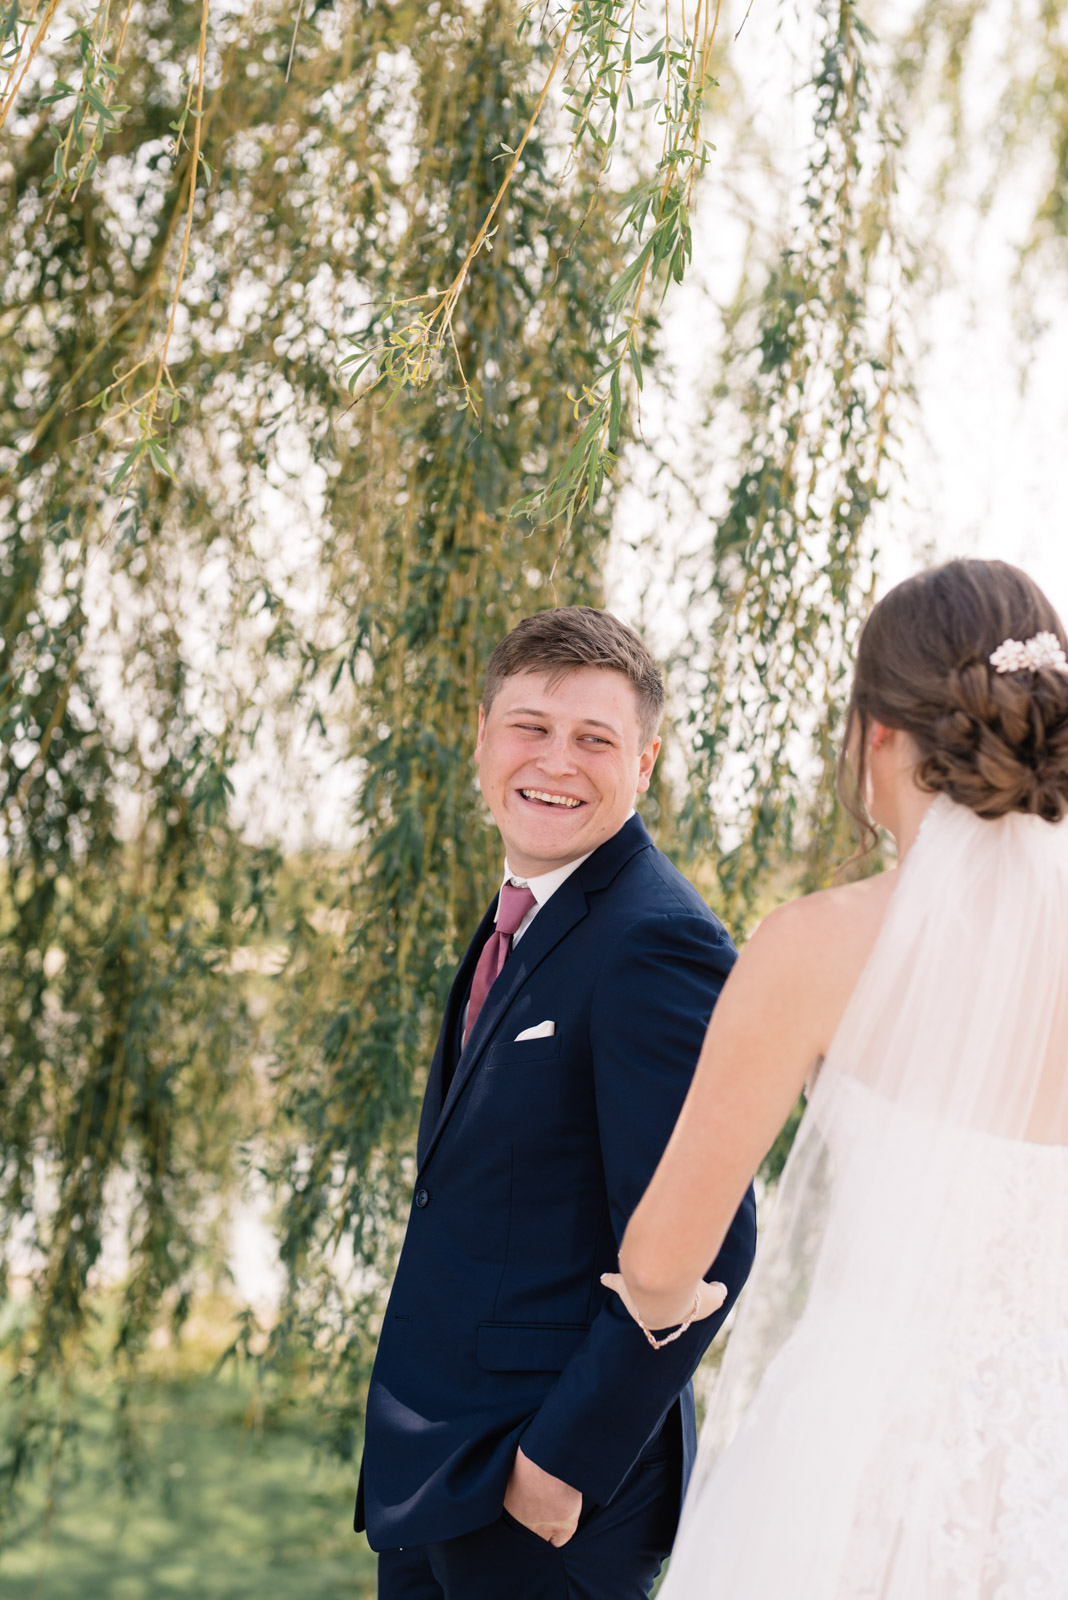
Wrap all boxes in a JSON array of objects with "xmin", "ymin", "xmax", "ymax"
[{"xmin": 761, "ymin": 867, "xmax": 900, "ymax": 1066}]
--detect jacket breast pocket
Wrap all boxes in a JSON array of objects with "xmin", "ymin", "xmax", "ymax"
[
  {"xmin": 484, "ymin": 1034, "xmax": 564, "ymax": 1069},
  {"xmin": 476, "ymin": 1321, "xmax": 590, "ymax": 1372}
]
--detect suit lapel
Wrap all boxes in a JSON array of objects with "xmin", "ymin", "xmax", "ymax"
[
  {"xmin": 416, "ymin": 896, "xmax": 499, "ymax": 1168},
  {"xmin": 418, "ymin": 874, "xmax": 591, "ymax": 1172},
  {"xmin": 418, "ymin": 814, "xmax": 655, "ymax": 1174}
]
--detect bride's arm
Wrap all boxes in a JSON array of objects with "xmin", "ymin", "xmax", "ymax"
[{"xmin": 611, "ymin": 896, "xmax": 837, "ymax": 1332}]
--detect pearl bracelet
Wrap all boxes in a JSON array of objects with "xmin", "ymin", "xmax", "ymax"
[{"xmin": 634, "ymin": 1286, "xmax": 702, "ymax": 1350}]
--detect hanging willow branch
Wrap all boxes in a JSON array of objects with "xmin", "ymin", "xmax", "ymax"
[
  {"xmin": 340, "ymin": 2, "xmax": 584, "ymax": 406},
  {"xmin": 678, "ymin": 0, "xmax": 903, "ymax": 920},
  {"xmin": 341, "ymin": 0, "xmax": 725, "ymax": 529}
]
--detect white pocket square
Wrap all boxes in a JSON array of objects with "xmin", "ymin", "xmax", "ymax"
[{"xmin": 514, "ymin": 1020, "xmax": 556, "ymax": 1041}]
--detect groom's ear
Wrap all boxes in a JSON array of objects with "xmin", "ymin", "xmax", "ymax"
[
  {"xmin": 636, "ymin": 735, "xmax": 662, "ymax": 792},
  {"xmin": 474, "ymin": 704, "xmax": 487, "ymax": 763}
]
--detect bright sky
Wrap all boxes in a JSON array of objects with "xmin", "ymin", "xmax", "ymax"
[
  {"xmin": 610, "ymin": 0, "xmax": 1068, "ymax": 629},
  {"xmin": 890, "ymin": 241, "xmax": 1068, "ymax": 609}
]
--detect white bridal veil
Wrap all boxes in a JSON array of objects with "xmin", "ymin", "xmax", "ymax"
[{"xmin": 664, "ymin": 796, "xmax": 1068, "ymax": 1599}]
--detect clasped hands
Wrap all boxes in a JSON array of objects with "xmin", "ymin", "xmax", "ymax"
[
  {"xmin": 599, "ymin": 1272, "xmax": 727, "ymax": 1341},
  {"xmin": 504, "ymin": 1278, "xmax": 726, "ymax": 1547},
  {"xmin": 502, "ymin": 1273, "xmax": 725, "ymax": 1536}
]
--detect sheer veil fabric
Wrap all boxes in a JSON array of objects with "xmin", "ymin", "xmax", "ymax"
[{"xmin": 663, "ymin": 797, "xmax": 1068, "ymax": 1598}]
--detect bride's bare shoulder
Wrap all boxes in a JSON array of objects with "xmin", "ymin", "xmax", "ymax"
[
  {"xmin": 742, "ymin": 870, "xmax": 897, "ymax": 994},
  {"xmin": 724, "ymin": 871, "xmax": 897, "ymax": 1055},
  {"xmin": 764, "ymin": 870, "xmax": 896, "ymax": 940}
]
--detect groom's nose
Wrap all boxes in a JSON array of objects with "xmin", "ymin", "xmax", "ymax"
[{"xmin": 538, "ymin": 732, "xmax": 579, "ymax": 776}]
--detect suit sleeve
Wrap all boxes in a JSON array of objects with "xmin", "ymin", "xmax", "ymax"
[{"xmin": 518, "ymin": 909, "xmax": 758, "ymax": 1506}]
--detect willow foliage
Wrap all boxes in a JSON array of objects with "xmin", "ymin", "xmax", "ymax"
[
  {"xmin": 4, "ymin": 0, "xmax": 1068, "ymax": 1498},
  {"xmin": 676, "ymin": 0, "xmax": 900, "ymax": 917},
  {"xmin": 1, "ymin": 0, "xmax": 638, "ymax": 1491}
]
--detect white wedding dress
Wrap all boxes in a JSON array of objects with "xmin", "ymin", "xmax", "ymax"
[{"xmin": 662, "ymin": 798, "xmax": 1068, "ymax": 1598}]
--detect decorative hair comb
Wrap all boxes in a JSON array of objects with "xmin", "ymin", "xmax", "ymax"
[{"xmin": 989, "ymin": 632, "xmax": 1068, "ymax": 676}]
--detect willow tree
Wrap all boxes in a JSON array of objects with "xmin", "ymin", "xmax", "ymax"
[
  {"xmin": 0, "ymin": 0, "xmax": 712, "ymax": 1490},
  {"xmin": 4, "ymin": 0, "xmax": 1066, "ymax": 1500}
]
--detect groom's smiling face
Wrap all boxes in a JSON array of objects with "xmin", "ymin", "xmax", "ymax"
[{"xmin": 475, "ymin": 667, "xmax": 661, "ymax": 879}]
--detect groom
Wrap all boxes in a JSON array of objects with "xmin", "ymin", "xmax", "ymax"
[{"xmin": 356, "ymin": 607, "xmax": 757, "ymax": 1598}]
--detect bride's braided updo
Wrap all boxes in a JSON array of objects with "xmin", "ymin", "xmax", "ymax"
[{"xmin": 840, "ymin": 559, "xmax": 1068, "ymax": 831}]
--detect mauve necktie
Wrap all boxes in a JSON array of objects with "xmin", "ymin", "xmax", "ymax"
[{"xmin": 462, "ymin": 882, "xmax": 537, "ymax": 1047}]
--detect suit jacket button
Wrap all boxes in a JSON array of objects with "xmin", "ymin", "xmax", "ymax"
[{"xmin": 414, "ymin": 1188, "xmax": 430, "ymax": 1209}]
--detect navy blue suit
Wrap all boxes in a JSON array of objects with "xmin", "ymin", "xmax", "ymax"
[{"xmin": 356, "ymin": 814, "xmax": 757, "ymax": 1593}]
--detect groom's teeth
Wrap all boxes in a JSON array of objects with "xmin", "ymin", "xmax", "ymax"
[{"xmin": 521, "ymin": 790, "xmax": 582, "ymax": 808}]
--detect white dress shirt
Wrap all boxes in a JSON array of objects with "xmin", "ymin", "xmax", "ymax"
[
  {"xmin": 500, "ymin": 852, "xmax": 594, "ymax": 945},
  {"xmin": 498, "ymin": 809, "xmax": 637, "ymax": 945},
  {"xmin": 460, "ymin": 814, "xmax": 637, "ymax": 1035}
]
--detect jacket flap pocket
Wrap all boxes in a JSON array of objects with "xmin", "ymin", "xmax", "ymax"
[
  {"xmin": 485, "ymin": 1034, "xmax": 564, "ymax": 1068},
  {"xmin": 476, "ymin": 1321, "xmax": 589, "ymax": 1372}
]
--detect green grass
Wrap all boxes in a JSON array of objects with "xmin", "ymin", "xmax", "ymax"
[
  {"xmin": 0, "ymin": 1371, "xmax": 377, "ymax": 1600},
  {"xmin": 0, "ymin": 1319, "xmax": 696, "ymax": 1599}
]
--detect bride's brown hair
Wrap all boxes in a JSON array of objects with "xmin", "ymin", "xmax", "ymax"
[{"xmin": 839, "ymin": 558, "xmax": 1068, "ymax": 840}]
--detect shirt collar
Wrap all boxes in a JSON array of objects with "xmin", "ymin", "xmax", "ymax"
[
  {"xmin": 501, "ymin": 850, "xmax": 594, "ymax": 909},
  {"xmin": 499, "ymin": 810, "xmax": 637, "ymax": 909}
]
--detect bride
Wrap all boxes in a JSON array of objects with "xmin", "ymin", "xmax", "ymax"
[{"xmin": 603, "ymin": 558, "xmax": 1068, "ymax": 1597}]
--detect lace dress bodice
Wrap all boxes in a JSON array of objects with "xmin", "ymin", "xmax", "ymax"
[
  {"xmin": 662, "ymin": 1074, "xmax": 1068, "ymax": 1600},
  {"xmin": 826, "ymin": 1076, "xmax": 1068, "ymax": 1599}
]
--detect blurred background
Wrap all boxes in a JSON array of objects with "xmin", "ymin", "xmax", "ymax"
[{"xmin": 3, "ymin": 0, "xmax": 1067, "ymax": 1593}]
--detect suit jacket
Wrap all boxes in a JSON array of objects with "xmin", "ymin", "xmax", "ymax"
[{"xmin": 356, "ymin": 813, "xmax": 758, "ymax": 1551}]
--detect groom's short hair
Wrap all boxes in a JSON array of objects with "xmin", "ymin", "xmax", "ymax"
[{"xmin": 483, "ymin": 607, "xmax": 665, "ymax": 743}]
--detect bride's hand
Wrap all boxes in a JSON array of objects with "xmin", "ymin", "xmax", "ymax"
[{"xmin": 599, "ymin": 1272, "xmax": 727, "ymax": 1331}]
